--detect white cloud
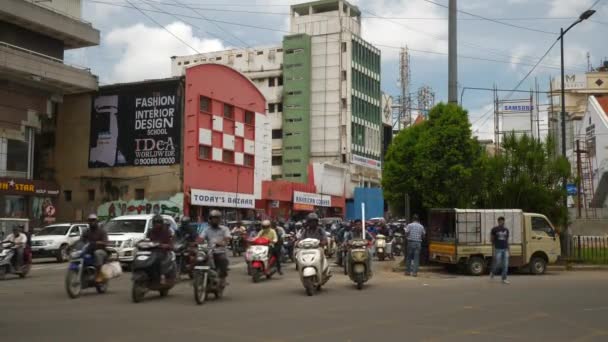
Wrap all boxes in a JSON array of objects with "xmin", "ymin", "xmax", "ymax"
[
  {"xmin": 83, "ymin": 2, "xmax": 121, "ymax": 24},
  {"xmin": 548, "ymin": 0, "xmax": 594, "ymax": 17},
  {"xmin": 104, "ymin": 21, "xmax": 225, "ymax": 83},
  {"xmin": 359, "ymin": 0, "xmax": 447, "ymax": 60},
  {"xmin": 470, "ymin": 104, "xmax": 495, "ymax": 141}
]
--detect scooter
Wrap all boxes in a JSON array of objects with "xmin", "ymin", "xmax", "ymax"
[
  {"xmin": 0, "ymin": 241, "xmax": 31, "ymax": 280},
  {"xmin": 192, "ymin": 244, "xmax": 226, "ymax": 305},
  {"xmin": 246, "ymin": 237, "xmax": 278, "ymax": 283},
  {"xmin": 375, "ymin": 234, "xmax": 388, "ymax": 261},
  {"xmin": 346, "ymin": 239, "xmax": 373, "ymax": 290},
  {"xmin": 231, "ymin": 233, "xmax": 245, "ymax": 257},
  {"xmin": 295, "ymin": 238, "xmax": 331, "ymax": 296},
  {"xmin": 392, "ymin": 233, "xmax": 404, "ymax": 257},
  {"xmin": 324, "ymin": 232, "xmax": 337, "ymax": 258},
  {"xmin": 65, "ymin": 243, "xmax": 112, "ymax": 298},
  {"xmin": 131, "ymin": 240, "xmax": 177, "ymax": 303}
]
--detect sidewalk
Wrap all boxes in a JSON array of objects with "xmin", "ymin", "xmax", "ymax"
[{"xmin": 391, "ymin": 263, "xmax": 608, "ymax": 273}]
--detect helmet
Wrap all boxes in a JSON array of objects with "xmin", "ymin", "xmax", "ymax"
[
  {"xmin": 261, "ymin": 219, "xmax": 271, "ymax": 228},
  {"xmin": 209, "ymin": 210, "xmax": 222, "ymax": 218},
  {"xmin": 152, "ymin": 214, "xmax": 164, "ymax": 225},
  {"xmin": 181, "ymin": 216, "xmax": 191, "ymax": 224},
  {"xmin": 306, "ymin": 213, "xmax": 319, "ymax": 222}
]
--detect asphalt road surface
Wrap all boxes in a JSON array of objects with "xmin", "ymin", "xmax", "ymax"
[{"xmin": 2, "ymin": 257, "xmax": 608, "ymax": 342}]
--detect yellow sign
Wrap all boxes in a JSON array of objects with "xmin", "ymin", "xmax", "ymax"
[
  {"xmin": 429, "ymin": 242, "xmax": 456, "ymax": 255},
  {"xmin": 0, "ymin": 181, "xmax": 35, "ymax": 192}
]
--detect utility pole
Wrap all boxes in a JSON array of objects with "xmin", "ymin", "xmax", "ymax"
[
  {"xmin": 576, "ymin": 139, "xmax": 582, "ymax": 219},
  {"xmin": 448, "ymin": 0, "xmax": 458, "ymax": 104}
]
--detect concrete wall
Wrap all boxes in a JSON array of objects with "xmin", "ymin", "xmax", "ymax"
[
  {"xmin": 0, "ymin": 21, "xmax": 64, "ymax": 59},
  {"xmin": 55, "ymin": 93, "xmax": 182, "ymax": 221},
  {"xmin": 570, "ymin": 219, "xmax": 608, "ymax": 236}
]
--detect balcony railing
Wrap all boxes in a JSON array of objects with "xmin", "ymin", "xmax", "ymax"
[{"xmin": 0, "ymin": 40, "xmax": 91, "ymax": 72}]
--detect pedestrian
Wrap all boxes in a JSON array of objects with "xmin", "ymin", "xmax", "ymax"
[
  {"xmin": 404, "ymin": 214, "xmax": 425, "ymax": 277},
  {"xmin": 490, "ymin": 216, "xmax": 510, "ymax": 284}
]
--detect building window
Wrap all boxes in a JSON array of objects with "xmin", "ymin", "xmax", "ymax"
[
  {"xmin": 236, "ymin": 53, "xmax": 243, "ymax": 58},
  {"xmin": 6, "ymin": 139, "xmax": 28, "ymax": 172},
  {"xmin": 222, "ymin": 150, "xmax": 234, "ymax": 163},
  {"xmin": 215, "ymin": 56, "xmax": 222, "ymax": 61},
  {"xmin": 269, "ymin": 78, "xmax": 276, "ymax": 87},
  {"xmin": 223, "ymin": 103, "xmax": 234, "ymax": 119},
  {"xmin": 135, "ymin": 188, "xmax": 145, "ymax": 200},
  {"xmin": 64, "ymin": 190, "xmax": 72, "ymax": 202},
  {"xmin": 342, "ymin": 98, "xmax": 347, "ymax": 108},
  {"xmin": 278, "ymin": 77, "xmax": 283, "ymax": 86},
  {"xmin": 244, "ymin": 111, "xmax": 255, "ymax": 125},
  {"xmin": 183, "ymin": 61, "xmax": 190, "ymax": 65},
  {"xmin": 88, "ymin": 189, "xmax": 95, "ymax": 202},
  {"xmin": 244, "ymin": 154, "xmax": 254, "ymax": 167},
  {"xmin": 199, "ymin": 145, "xmax": 211, "ymax": 159},
  {"xmin": 200, "ymin": 96, "xmax": 211, "ymax": 113},
  {"xmin": 342, "ymin": 42, "xmax": 347, "ymax": 52},
  {"xmin": 272, "ymin": 129, "xmax": 283, "ymax": 139},
  {"xmin": 269, "ymin": 103, "xmax": 276, "ymax": 113},
  {"xmin": 342, "ymin": 70, "xmax": 347, "ymax": 81},
  {"xmin": 277, "ymin": 103, "xmax": 283, "ymax": 112},
  {"xmin": 272, "ymin": 156, "xmax": 283, "ymax": 166},
  {"xmin": 257, "ymin": 50, "xmax": 263, "ymax": 55}
]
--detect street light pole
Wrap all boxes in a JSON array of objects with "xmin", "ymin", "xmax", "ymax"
[{"xmin": 558, "ymin": 8, "xmax": 595, "ymax": 252}]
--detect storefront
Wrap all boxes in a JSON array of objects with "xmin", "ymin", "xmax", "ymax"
[{"xmin": 0, "ymin": 177, "xmax": 60, "ymax": 227}]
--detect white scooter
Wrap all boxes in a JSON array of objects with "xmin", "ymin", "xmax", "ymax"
[
  {"xmin": 295, "ymin": 238, "xmax": 331, "ymax": 296},
  {"xmin": 374, "ymin": 234, "xmax": 388, "ymax": 261}
]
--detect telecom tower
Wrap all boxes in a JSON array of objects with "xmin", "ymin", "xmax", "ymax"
[
  {"xmin": 417, "ymin": 85, "xmax": 436, "ymax": 118},
  {"xmin": 394, "ymin": 46, "xmax": 411, "ymax": 130}
]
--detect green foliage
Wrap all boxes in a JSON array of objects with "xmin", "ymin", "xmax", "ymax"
[
  {"xmin": 382, "ymin": 103, "xmax": 569, "ymax": 226},
  {"xmin": 478, "ymin": 133, "xmax": 570, "ymax": 227},
  {"xmin": 382, "ymin": 103, "xmax": 483, "ymax": 216}
]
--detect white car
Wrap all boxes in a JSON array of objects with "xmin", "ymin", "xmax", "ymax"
[
  {"xmin": 104, "ymin": 214, "xmax": 177, "ymax": 265},
  {"xmin": 31, "ymin": 223, "xmax": 88, "ymax": 262}
]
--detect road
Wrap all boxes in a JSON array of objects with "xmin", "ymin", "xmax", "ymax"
[{"xmin": 2, "ymin": 257, "xmax": 608, "ymax": 342}]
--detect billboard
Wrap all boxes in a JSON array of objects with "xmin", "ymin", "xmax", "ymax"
[{"xmin": 89, "ymin": 80, "xmax": 181, "ymax": 168}]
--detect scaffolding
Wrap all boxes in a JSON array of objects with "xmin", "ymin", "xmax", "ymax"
[{"xmin": 575, "ymin": 137, "xmax": 598, "ymax": 219}]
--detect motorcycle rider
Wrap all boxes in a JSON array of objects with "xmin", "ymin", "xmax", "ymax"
[
  {"xmin": 81, "ymin": 214, "xmax": 108, "ymax": 283},
  {"xmin": 200, "ymin": 210, "xmax": 231, "ymax": 287},
  {"xmin": 3, "ymin": 225, "xmax": 27, "ymax": 271},
  {"xmin": 255, "ymin": 220, "xmax": 282, "ymax": 275},
  {"xmin": 298, "ymin": 213, "xmax": 328, "ymax": 246},
  {"xmin": 146, "ymin": 215, "xmax": 174, "ymax": 285},
  {"xmin": 176, "ymin": 216, "xmax": 198, "ymax": 244},
  {"xmin": 231, "ymin": 221, "xmax": 247, "ymax": 235}
]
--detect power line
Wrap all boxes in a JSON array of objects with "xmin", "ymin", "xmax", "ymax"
[
  {"xmin": 124, "ymin": 0, "xmax": 201, "ymax": 54},
  {"xmin": 171, "ymin": 0, "xmax": 251, "ymax": 48},
  {"xmin": 421, "ymin": 0, "xmax": 557, "ymax": 35}
]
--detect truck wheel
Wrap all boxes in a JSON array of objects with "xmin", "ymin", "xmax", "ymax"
[
  {"xmin": 467, "ymin": 257, "xmax": 486, "ymax": 276},
  {"xmin": 529, "ymin": 257, "xmax": 547, "ymax": 275},
  {"xmin": 57, "ymin": 245, "xmax": 69, "ymax": 263}
]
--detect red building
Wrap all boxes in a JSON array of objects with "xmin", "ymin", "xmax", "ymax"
[{"xmin": 183, "ymin": 64, "xmax": 266, "ymax": 221}]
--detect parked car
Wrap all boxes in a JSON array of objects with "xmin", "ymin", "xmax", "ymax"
[
  {"xmin": 31, "ymin": 223, "xmax": 88, "ymax": 262},
  {"xmin": 105, "ymin": 214, "xmax": 178, "ymax": 267}
]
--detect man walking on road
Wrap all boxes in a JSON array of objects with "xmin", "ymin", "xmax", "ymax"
[
  {"xmin": 404, "ymin": 214, "xmax": 425, "ymax": 277},
  {"xmin": 490, "ymin": 217, "xmax": 510, "ymax": 284}
]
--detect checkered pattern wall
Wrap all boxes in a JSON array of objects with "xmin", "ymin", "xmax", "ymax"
[{"xmin": 197, "ymin": 107, "xmax": 255, "ymax": 166}]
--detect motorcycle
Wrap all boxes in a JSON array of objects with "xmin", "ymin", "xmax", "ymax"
[
  {"xmin": 346, "ymin": 239, "xmax": 372, "ymax": 290},
  {"xmin": 65, "ymin": 243, "xmax": 111, "ymax": 298},
  {"xmin": 192, "ymin": 244, "xmax": 226, "ymax": 305},
  {"xmin": 246, "ymin": 237, "xmax": 278, "ymax": 283},
  {"xmin": 295, "ymin": 238, "xmax": 331, "ymax": 296},
  {"xmin": 392, "ymin": 233, "xmax": 404, "ymax": 257},
  {"xmin": 324, "ymin": 232, "xmax": 337, "ymax": 258},
  {"xmin": 174, "ymin": 239, "xmax": 197, "ymax": 279},
  {"xmin": 231, "ymin": 233, "xmax": 245, "ymax": 257},
  {"xmin": 375, "ymin": 234, "xmax": 388, "ymax": 261},
  {"xmin": 0, "ymin": 241, "xmax": 31, "ymax": 280},
  {"xmin": 282, "ymin": 233, "xmax": 295, "ymax": 263},
  {"xmin": 131, "ymin": 240, "xmax": 177, "ymax": 303}
]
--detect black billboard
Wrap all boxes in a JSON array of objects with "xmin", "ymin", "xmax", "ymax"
[{"xmin": 88, "ymin": 79, "xmax": 182, "ymax": 168}]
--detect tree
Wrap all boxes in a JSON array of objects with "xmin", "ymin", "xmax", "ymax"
[
  {"xmin": 479, "ymin": 133, "xmax": 570, "ymax": 227},
  {"xmin": 383, "ymin": 103, "xmax": 483, "ymax": 217}
]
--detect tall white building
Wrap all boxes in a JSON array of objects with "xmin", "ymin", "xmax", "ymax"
[{"xmin": 172, "ymin": 0, "xmax": 382, "ymax": 198}]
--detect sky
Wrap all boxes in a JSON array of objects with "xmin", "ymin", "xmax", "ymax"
[{"xmin": 68, "ymin": 0, "xmax": 608, "ymax": 139}]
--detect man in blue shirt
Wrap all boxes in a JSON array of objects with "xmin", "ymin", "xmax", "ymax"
[
  {"xmin": 490, "ymin": 217, "xmax": 510, "ymax": 284},
  {"xmin": 404, "ymin": 214, "xmax": 425, "ymax": 277}
]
